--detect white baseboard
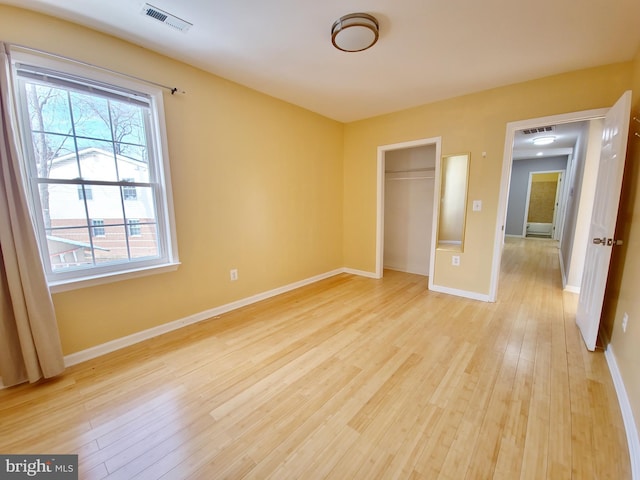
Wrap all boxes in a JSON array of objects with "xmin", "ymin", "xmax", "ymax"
[
  {"xmin": 604, "ymin": 344, "xmax": 640, "ymax": 479},
  {"xmin": 383, "ymin": 265, "xmax": 429, "ymax": 276},
  {"xmin": 343, "ymin": 267, "xmax": 378, "ymax": 279},
  {"xmin": 558, "ymin": 248, "xmax": 581, "ymax": 294},
  {"xmin": 64, "ymin": 268, "xmax": 344, "ymax": 367},
  {"xmin": 428, "ymin": 284, "xmax": 491, "ymax": 302},
  {"xmin": 558, "ymin": 249, "xmax": 567, "ymax": 288},
  {"xmin": 563, "ymin": 285, "xmax": 580, "ymax": 294}
]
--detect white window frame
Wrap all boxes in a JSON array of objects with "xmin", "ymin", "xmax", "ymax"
[{"xmin": 10, "ymin": 48, "xmax": 180, "ymax": 292}]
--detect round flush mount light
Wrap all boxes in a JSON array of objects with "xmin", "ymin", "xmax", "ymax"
[
  {"xmin": 331, "ymin": 13, "xmax": 379, "ymax": 52},
  {"xmin": 533, "ymin": 136, "xmax": 556, "ymax": 146}
]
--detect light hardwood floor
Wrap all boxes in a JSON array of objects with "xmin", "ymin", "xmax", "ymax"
[{"xmin": 0, "ymin": 238, "xmax": 631, "ymax": 479}]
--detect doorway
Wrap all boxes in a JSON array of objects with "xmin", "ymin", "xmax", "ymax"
[
  {"xmin": 505, "ymin": 156, "xmax": 569, "ymax": 241},
  {"xmin": 523, "ymin": 170, "xmax": 564, "ymax": 239},
  {"xmin": 376, "ymin": 137, "xmax": 441, "ymax": 284},
  {"xmin": 490, "ymin": 108, "xmax": 609, "ymax": 301}
]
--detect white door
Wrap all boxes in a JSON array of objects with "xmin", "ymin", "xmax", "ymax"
[
  {"xmin": 551, "ymin": 172, "xmax": 563, "ymax": 240},
  {"xmin": 576, "ymin": 91, "xmax": 632, "ymax": 351}
]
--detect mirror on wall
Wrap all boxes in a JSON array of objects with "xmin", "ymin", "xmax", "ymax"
[{"xmin": 437, "ymin": 153, "xmax": 470, "ymax": 251}]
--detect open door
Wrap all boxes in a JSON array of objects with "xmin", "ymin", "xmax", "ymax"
[
  {"xmin": 551, "ymin": 172, "xmax": 563, "ymax": 240},
  {"xmin": 576, "ymin": 91, "xmax": 632, "ymax": 351}
]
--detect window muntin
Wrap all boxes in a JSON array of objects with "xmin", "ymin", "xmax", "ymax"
[{"xmin": 11, "ymin": 50, "xmax": 178, "ymax": 288}]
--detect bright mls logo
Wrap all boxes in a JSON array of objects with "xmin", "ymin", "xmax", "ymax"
[{"xmin": 0, "ymin": 455, "xmax": 77, "ymax": 479}]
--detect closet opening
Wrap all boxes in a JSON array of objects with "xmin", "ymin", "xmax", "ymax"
[{"xmin": 375, "ymin": 137, "xmax": 441, "ymax": 285}]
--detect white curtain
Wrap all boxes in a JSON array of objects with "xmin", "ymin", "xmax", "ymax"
[{"xmin": 0, "ymin": 42, "xmax": 64, "ymax": 387}]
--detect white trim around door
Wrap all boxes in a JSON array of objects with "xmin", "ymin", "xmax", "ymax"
[{"xmin": 489, "ymin": 108, "xmax": 608, "ymax": 302}]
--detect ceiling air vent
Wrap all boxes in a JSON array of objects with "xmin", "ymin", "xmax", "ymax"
[
  {"xmin": 522, "ymin": 125, "xmax": 554, "ymax": 135},
  {"xmin": 141, "ymin": 4, "xmax": 192, "ymax": 33}
]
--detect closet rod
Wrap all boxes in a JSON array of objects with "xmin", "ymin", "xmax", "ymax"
[
  {"xmin": 387, "ymin": 176, "xmax": 434, "ymax": 180},
  {"xmin": 385, "ymin": 168, "xmax": 435, "ymax": 175},
  {"xmin": 8, "ymin": 43, "xmax": 185, "ymax": 95}
]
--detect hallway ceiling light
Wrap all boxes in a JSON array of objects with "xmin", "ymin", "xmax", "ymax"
[
  {"xmin": 331, "ymin": 13, "xmax": 379, "ymax": 52},
  {"xmin": 533, "ymin": 136, "xmax": 556, "ymax": 145}
]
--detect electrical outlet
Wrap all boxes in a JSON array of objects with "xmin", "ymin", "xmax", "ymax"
[
  {"xmin": 452, "ymin": 255, "xmax": 460, "ymax": 266},
  {"xmin": 472, "ymin": 200, "xmax": 482, "ymax": 212},
  {"xmin": 230, "ymin": 269, "xmax": 238, "ymax": 281},
  {"xmin": 622, "ymin": 312, "xmax": 629, "ymax": 332}
]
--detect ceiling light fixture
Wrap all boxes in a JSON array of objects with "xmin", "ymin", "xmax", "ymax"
[
  {"xmin": 533, "ymin": 136, "xmax": 556, "ymax": 146},
  {"xmin": 331, "ymin": 13, "xmax": 379, "ymax": 52}
]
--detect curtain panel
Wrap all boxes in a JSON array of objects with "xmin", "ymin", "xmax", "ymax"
[{"xmin": 0, "ymin": 42, "xmax": 64, "ymax": 387}]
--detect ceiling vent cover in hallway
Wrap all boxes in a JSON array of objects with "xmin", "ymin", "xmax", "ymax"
[
  {"xmin": 522, "ymin": 125, "xmax": 555, "ymax": 135},
  {"xmin": 141, "ymin": 4, "xmax": 193, "ymax": 32}
]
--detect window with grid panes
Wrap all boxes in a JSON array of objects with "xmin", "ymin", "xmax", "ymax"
[{"xmin": 10, "ymin": 49, "xmax": 179, "ymax": 290}]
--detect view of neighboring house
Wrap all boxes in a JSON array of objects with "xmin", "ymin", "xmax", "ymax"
[{"xmin": 45, "ymin": 147, "xmax": 159, "ymax": 269}]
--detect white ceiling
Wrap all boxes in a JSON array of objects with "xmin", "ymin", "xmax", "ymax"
[
  {"xmin": 512, "ymin": 121, "xmax": 588, "ymax": 161},
  {"xmin": 3, "ymin": 0, "xmax": 640, "ymax": 122}
]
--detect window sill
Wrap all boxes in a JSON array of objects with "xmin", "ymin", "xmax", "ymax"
[{"xmin": 49, "ymin": 262, "xmax": 181, "ymax": 294}]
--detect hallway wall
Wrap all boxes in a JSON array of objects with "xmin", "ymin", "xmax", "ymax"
[{"xmin": 505, "ymin": 157, "xmax": 567, "ymax": 236}]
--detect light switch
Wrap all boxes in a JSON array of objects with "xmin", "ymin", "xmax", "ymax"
[{"xmin": 473, "ymin": 200, "xmax": 482, "ymax": 212}]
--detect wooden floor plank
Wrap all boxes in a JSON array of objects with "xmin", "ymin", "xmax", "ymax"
[{"xmin": 0, "ymin": 238, "xmax": 631, "ymax": 479}]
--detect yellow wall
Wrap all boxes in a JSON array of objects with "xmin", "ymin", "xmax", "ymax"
[
  {"xmin": 0, "ymin": 6, "xmax": 344, "ymax": 354},
  {"xmin": 531, "ymin": 172, "xmax": 560, "ymax": 183},
  {"xmin": 603, "ymin": 44, "xmax": 640, "ymax": 435},
  {"xmin": 343, "ymin": 63, "xmax": 632, "ymax": 294}
]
